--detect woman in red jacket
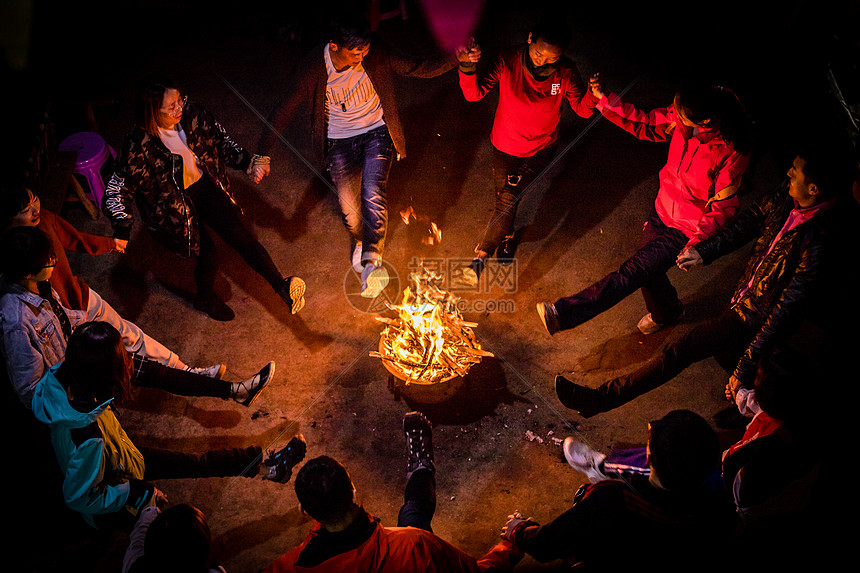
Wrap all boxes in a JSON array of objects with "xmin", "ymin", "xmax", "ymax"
[{"xmin": 537, "ymin": 79, "xmax": 751, "ymax": 336}]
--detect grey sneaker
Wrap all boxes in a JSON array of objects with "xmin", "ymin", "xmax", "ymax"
[
  {"xmin": 563, "ymin": 437, "xmax": 608, "ymax": 483},
  {"xmin": 360, "ymin": 263, "xmax": 389, "ymax": 298},
  {"xmin": 462, "ymin": 257, "xmax": 485, "ymax": 287},
  {"xmin": 352, "ymin": 241, "xmax": 363, "ymax": 272},
  {"xmin": 277, "ymin": 277, "xmax": 306, "ymax": 314},
  {"xmin": 185, "ymin": 364, "xmax": 227, "ymax": 379},
  {"xmin": 263, "ymin": 434, "xmax": 307, "ymax": 483},
  {"xmin": 404, "ymin": 411, "xmax": 435, "ymax": 477}
]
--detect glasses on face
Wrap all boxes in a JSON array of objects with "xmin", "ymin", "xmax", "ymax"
[
  {"xmin": 161, "ymin": 95, "xmax": 187, "ymax": 117},
  {"xmin": 43, "ymin": 253, "xmax": 58, "ymax": 269}
]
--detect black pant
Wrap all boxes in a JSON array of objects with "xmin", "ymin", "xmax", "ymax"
[
  {"xmin": 396, "ymin": 469, "xmax": 436, "ymax": 532},
  {"xmin": 595, "ymin": 309, "xmax": 757, "ymax": 411},
  {"xmin": 555, "ymin": 209, "xmax": 687, "ymax": 330},
  {"xmin": 187, "ymin": 176, "xmax": 283, "ymax": 298},
  {"xmin": 140, "ymin": 445, "xmax": 262, "ymax": 479},
  {"xmin": 476, "ymin": 145, "xmax": 557, "ymax": 255},
  {"xmin": 132, "ymin": 355, "xmax": 232, "ymax": 399}
]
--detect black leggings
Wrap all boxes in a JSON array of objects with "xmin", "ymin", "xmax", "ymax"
[
  {"xmin": 187, "ymin": 176, "xmax": 283, "ymax": 297},
  {"xmin": 131, "ymin": 355, "xmax": 231, "ymax": 399}
]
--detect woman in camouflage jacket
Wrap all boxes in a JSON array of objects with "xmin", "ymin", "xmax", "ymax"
[{"xmin": 102, "ymin": 75, "xmax": 305, "ymax": 321}]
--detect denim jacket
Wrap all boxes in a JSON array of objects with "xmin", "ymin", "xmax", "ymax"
[{"xmin": 0, "ymin": 280, "xmax": 85, "ymax": 407}]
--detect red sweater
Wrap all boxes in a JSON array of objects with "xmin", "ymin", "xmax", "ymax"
[
  {"xmin": 38, "ymin": 209, "xmax": 115, "ymax": 310},
  {"xmin": 459, "ymin": 46, "xmax": 597, "ymax": 157}
]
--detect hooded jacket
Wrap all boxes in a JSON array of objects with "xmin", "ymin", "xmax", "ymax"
[
  {"xmin": 103, "ymin": 102, "xmax": 252, "ymax": 257},
  {"xmin": 32, "ymin": 365, "xmax": 147, "ymax": 528}
]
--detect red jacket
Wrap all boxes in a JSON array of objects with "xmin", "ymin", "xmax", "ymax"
[
  {"xmin": 265, "ymin": 512, "xmax": 520, "ymax": 573},
  {"xmin": 596, "ymin": 93, "xmax": 749, "ymax": 246},
  {"xmin": 459, "ymin": 46, "xmax": 597, "ymax": 157},
  {"xmin": 38, "ymin": 209, "xmax": 115, "ymax": 310}
]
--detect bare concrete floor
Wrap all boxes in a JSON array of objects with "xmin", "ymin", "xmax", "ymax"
[{"xmin": 6, "ymin": 1, "xmax": 851, "ymax": 571}]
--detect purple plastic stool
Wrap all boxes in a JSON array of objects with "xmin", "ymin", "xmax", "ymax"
[{"xmin": 58, "ymin": 132, "xmax": 116, "ymax": 210}]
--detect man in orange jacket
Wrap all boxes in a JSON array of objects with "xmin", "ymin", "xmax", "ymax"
[{"xmin": 264, "ymin": 412, "xmax": 521, "ymax": 572}]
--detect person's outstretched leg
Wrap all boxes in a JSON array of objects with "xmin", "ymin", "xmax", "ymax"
[
  {"xmin": 140, "ymin": 445, "xmax": 263, "ymax": 479},
  {"xmin": 86, "ymin": 288, "xmax": 185, "ymax": 369},
  {"xmin": 397, "ymin": 411, "xmax": 436, "ymax": 532},
  {"xmin": 132, "ymin": 357, "xmax": 275, "ymax": 407},
  {"xmin": 550, "ymin": 211, "xmax": 687, "ymax": 332},
  {"xmin": 192, "ymin": 177, "xmax": 305, "ymax": 314},
  {"xmin": 556, "ymin": 310, "xmax": 754, "ymax": 415}
]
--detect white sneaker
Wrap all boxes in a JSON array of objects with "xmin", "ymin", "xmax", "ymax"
[
  {"xmin": 352, "ymin": 241, "xmax": 363, "ymax": 272},
  {"xmin": 361, "ymin": 263, "xmax": 389, "ymax": 298},
  {"xmin": 563, "ymin": 436, "xmax": 608, "ymax": 483},
  {"xmin": 185, "ymin": 364, "xmax": 227, "ymax": 379}
]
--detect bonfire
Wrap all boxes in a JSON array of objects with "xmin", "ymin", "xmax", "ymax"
[{"xmin": 371, "ymin": 267, "xmax": 492, "ymax": 385}]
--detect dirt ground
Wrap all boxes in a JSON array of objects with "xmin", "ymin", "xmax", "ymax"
[{"xmin": 4, "ymin": 1, "xmax": 854, "ymax": 571}]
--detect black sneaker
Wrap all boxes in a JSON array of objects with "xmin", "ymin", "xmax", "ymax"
[
  {"xmin": 276, "ymin": 276, "xmax": 306, "ymax": 314},
  {"xmin": 496, "ymin": 235, "xmax": 516, "ymax": 265},
  {"xmin": 193, "ymin": 294, "xmax": 235, "ymax": 321},
  {"xmin": 263, "ymin": 434, "xmax": 307, "ymax": 483},
  {"xmin": 555, "ymin": 375, "xmax": 601, "ymax": 418},
  {"xmin": 404, "ymin": 411, "xmax": 435, "ymax": 477},
  {"xmin": 233, "ymin": 361, "xmax": 275, "ymax": 407}
]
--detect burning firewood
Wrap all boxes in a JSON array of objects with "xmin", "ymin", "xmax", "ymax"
[{"xmin": 373, "ymin": 267, "xmax": 492, "ymax": 384}]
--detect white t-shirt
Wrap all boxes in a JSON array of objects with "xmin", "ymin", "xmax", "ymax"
[
  {"xmin": 158, "ymin": 125, "xmax": 202, "ymax": 189},
  {"xmin": 324, "ymin": 44, "xmax": 385, "ymax": 139}
]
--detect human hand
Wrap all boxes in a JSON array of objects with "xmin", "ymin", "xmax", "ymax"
[
  {"xmin": 145, "ymin": 487, "xmax": 168, "ymax": 509},
  {"xmin": 589, "ymin": 73, "xmax": 605, "ymax": 99},
  {"xmin": 676, "ymin": 246, "xmax": 702, "ymax": 271},
  {"xmin": 500, "ymin": 511, "xmax": 534, "ymax": 542},
  {"xmin": 247, "ymin": 155, "xmax": 271, "ymax": 184},
  {"xmin": 725, "ymin": 375, "xmax": 741, "ymax": 403},
  {"xmin": 455, "ymin": 38, "xmax": 481, "ymax": 64},
  {"xmin": 114, "ymin": 238, "xmax": 128, "ymax": 253}
]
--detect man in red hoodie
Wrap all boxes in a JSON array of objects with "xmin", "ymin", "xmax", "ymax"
[{"xmin": 456, "ymin": 16, "xmax": 599, "ymax": 284}]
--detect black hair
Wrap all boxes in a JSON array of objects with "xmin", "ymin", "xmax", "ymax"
[
  {"xmin": 531, "ymin": 17, "xmax": 571, "ymax": 50},
  {"xmin": 330, "ymin": 12, "xmax": 371, "ymax": 50},
  {"xmin": 0, "ymin": 182, "xmax": 34, "ymax": 229},
  {"xmin": 59, "ymin": 321, "xmax": 133, "ymax": 406},
  {"xmin": 675, "ymin": 82, "xmax": 752, "ymax": 154},
  {"xmin": 648, "ymin": 409, "xmax": 720, "ymax": 492},
  {"xmin": 796, "ymin": 141, "xmax": 856, "ymax": 200},
  {"xmin": 139, "ymin": 504, "xmax": 212, "ymax": 573},
  {"xmin": 136, "ymin": 74, "xmax": 181, "ymax": 136},
  {"xmin": 754, "ymin": 351, "xmax": 810, "ymax": 429},
  {"xmin": 295, "ymin": 456, "xmax": 355, "ymax": 526},
  {"xmin": 0, "ymin": 225, "xmax": 52, "ymax": 282}
]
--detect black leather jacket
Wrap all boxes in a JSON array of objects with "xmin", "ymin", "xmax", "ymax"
[
  {"xmin": 103, "ymin": 102, "xmax": 252, "ymax": 257},
  {"xmin": 695, "ymin": 179, "xmax": 835, "ymax": 383}
]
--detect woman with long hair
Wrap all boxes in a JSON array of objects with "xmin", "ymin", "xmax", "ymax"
[{"xmin": 31, "ymin": 322, "xmax": 306, "ymax": 532}]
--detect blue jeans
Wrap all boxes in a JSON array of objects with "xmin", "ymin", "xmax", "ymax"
[
  {"xmin": 326, "ymin": 125, "xmax": 395, "ymax": 264},
  {"xmin": 555, "ymin": 208, "xmax": 688, "ymax": 330}
]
